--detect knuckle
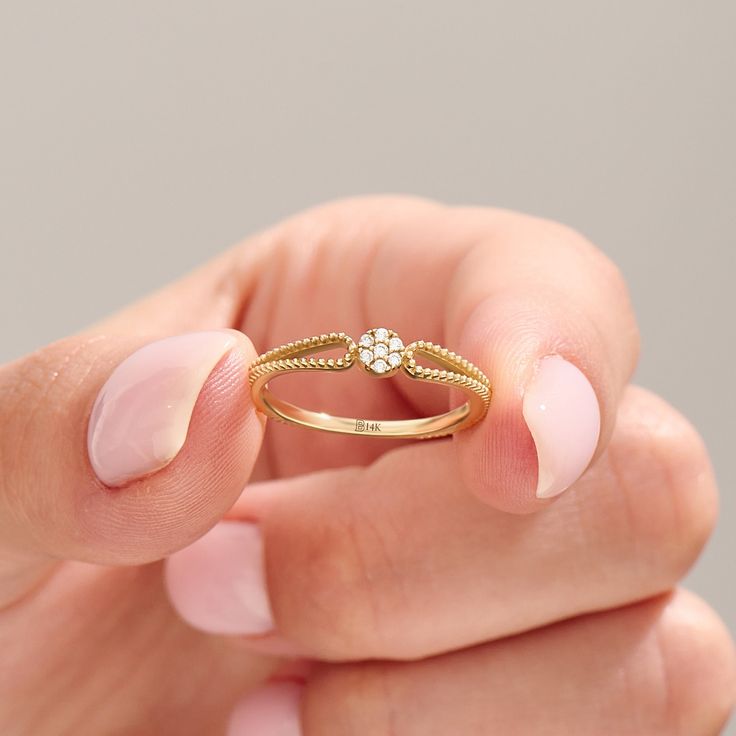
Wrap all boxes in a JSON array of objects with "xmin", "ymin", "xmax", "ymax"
[
  {"xmin": 654, "ymin": 591, "xmax": 736, "ymax": 734},
  {"xmin": 270, "ymin": 481, "xmax": 405, "ymax": 660},
  {"xmin": 305, "ymin": 661, "xmax": 399, "ymax": 736}
]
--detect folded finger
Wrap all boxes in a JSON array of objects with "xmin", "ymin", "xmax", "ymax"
[
  {"xmin": 165, "ymin": 386, "xmax": 717, "ymax": 661},
  {"xmin": 282, "ymin": 591, "xmax": 733, "ymax": 736}
]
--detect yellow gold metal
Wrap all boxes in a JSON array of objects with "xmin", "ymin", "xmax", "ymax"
[{"xmin": 248, "ymin": 329, "xmax": 491, "ymax": 439}]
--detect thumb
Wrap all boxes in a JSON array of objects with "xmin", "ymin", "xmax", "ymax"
[{"xmin": 0, "ymin": 329, "xmax": 263, "ymax": 603}]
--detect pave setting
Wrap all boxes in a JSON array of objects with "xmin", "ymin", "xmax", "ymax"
[{"xmin": 357, "ymin": 327, "xmax": 404, "ymax": 376}]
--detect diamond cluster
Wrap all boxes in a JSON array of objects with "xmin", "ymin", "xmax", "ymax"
[{"xmin": 357, "ymin": 327, "xmax": 404, "ymax": 375}]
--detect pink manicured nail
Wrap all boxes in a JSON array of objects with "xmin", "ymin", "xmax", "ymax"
[
  {"xmin": 87, "ymin": 331, "xmax": 237, "ymax": 487},
  {"xmin": 522, "ymin": 354, "xmax": 601, "ymax": 499},
  {"xmin": 227, "ymin": 682, "xmax": 303, "ymax": 736},
  {"xmin": 164, "ymin": 521, "xmax": 274, "ymax": 635}
]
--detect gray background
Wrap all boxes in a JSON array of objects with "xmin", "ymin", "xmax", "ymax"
[{"xmin": 1, "ymin": 0, "xmax": 734, "ymax": 727}]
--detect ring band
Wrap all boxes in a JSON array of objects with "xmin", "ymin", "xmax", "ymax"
[{"xmin": 248, "ymin": 327, "xmax": 491, "ymax": 439}]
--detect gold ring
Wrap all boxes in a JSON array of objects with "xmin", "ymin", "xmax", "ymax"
[{"xmin": 248, "ymin": 327, "xmax": 491, "ymax": 439}]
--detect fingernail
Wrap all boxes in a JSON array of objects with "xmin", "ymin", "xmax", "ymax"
[
  {"xmin": 227, "ymin": 682, "xmax": 303, "ymax": 736},
  {"xmin": 164, "ymin": 520, "xmax": 274, "ymax": 635},
  {"xmin": 88, "ymin": 330, "xmax": 237, "ymax": 487},
  {"xmin": 522, "ymin": 354, "xmax": 601, "ymax": 499}
]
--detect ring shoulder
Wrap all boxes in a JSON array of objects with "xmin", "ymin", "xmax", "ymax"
[{"xmin": 248, "ymin": 331, "xmax": 356, "ymax": 386}]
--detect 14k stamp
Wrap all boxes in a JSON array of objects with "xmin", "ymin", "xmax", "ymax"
[{"xmin": 355, "ymin": 419, "xmax": 382, "ymax": 433}]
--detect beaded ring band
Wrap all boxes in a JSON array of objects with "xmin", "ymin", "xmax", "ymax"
[{"xmin": 248, "ymin": 327, "xmax": 491, "ymax": 439}]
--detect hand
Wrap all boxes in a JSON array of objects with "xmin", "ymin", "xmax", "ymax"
[{"xmin": 0, "ymin": 198, "xmax": 733, "ymax": 735}]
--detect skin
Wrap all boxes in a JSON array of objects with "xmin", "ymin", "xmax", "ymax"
[{"xmin": 0, "ymin": 197, "xmax": 733, "ymax": 734}]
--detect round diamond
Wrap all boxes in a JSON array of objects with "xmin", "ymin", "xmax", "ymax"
[
  {"xmin": 357, "ymin": 327, "xmax": 405, "ymax": 375},
  {"xmin": 371, "ymin": 359, "xmax": 389, "ymax": 374}
]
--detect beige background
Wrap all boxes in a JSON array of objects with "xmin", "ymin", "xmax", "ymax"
[{"xmin": 1, "ymin": 1, "xmax": 734, "ymax": 726}]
